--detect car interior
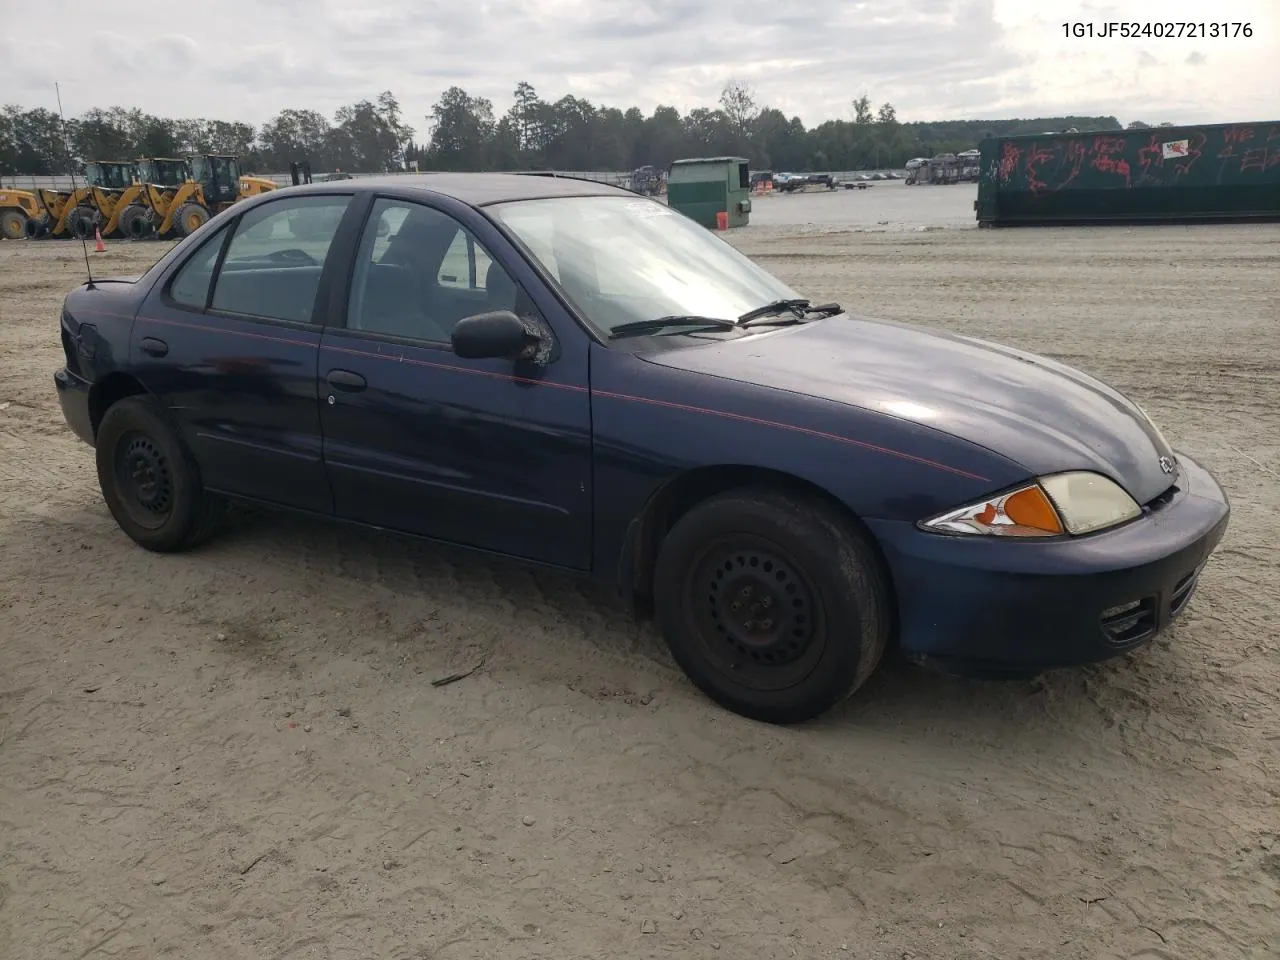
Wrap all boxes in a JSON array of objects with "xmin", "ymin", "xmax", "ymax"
[
  {"xmin": 347, "ymin": 203, "xmax": 528, "ymax": 343},
  {"xmin": 167, "ymin": 198, "xmax": 542, "ymax": 342}
]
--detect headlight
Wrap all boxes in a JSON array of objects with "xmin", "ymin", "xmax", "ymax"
[{"xmin": 920, "ymin": 471, "xmax": 1141, "ymax": 538}]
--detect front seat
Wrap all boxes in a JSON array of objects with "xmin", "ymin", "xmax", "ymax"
[
  {"xmin": 364, "ymin": 214, "xmax": 459, "ymax": 342},
  {"xmin": 484, "ymin": 259, "xmax": 519, "ymax": 315},
  {"xmin": 484, "ymin": 259, "xmax": 544, "ymax": 324}
]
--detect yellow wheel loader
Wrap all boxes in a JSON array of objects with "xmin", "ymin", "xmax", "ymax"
[
  {"xmin": 0, "ymin": 187, "xmax": 41, "ymax": 239},
  {"xmin": 135, "ymin": 154, "xmax": 276, "ymax": 239},
  {"xmin": 127, "ymin": 158, "xmax": 190, "ymax": 239},
  {"xmin": 24, "ymin": 186, "xmax": 96, "ymax": 240},
  {"xmin": 85, "ymin": 160, "xmax": 146, "ymax": 238}
]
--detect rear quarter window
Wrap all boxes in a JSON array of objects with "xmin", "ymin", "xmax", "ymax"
[{"xmin": 167, "ymin": 223, "xmax": 231, "ymax": 309}]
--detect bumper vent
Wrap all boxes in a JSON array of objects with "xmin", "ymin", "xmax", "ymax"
[
  {"xmin": 1099, "ymin": 565, "xmax": 1202, "ymax": 647},
  {"xmin": 1100, "ymin": 597, "xmax": 1157, "ymax": 646},
  {"xmin": 1169, "ymin": 568, "xmax": 1200, "ymax": 619}
]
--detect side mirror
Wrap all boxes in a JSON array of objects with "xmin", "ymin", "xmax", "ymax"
[{"xmin": 451, "ymin": 310, "xmax": 537, "ymax": 360}]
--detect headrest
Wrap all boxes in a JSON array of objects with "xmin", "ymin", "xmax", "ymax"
[{"xmin": 485, "ymin": 258, "xmax": 517, "ymax": 305}]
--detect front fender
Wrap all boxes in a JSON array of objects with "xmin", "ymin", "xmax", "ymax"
[{"xmin": 588, "ymin": 344, "xmax": 1028, "ymax": 593}]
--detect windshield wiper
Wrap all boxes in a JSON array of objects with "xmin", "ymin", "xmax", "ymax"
[
  {"xmin": 737, "ymin": 299, "xmax": 844, "ymax": 327},
  {"xmin": 737, "ymin": 298, "xmax": 811, "ymax": 322},
  {"xmin": 609, "ymin": 315, "xmax": 737, "ymax": 338}
]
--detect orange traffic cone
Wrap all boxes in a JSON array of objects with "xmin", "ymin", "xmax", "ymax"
[{"xmin": 94, "ymin": 227, "xmax": 105, "ymax": 253}]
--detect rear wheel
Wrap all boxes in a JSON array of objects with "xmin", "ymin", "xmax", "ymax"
[
  {"xmin": 1, "ymin": 208, "xmax": 26, "ymax": 240},
  {"xmin": 95, "ymin": 395, "xmax": 224, "ymax": 552},
  {"xmin": 653, "ymin": 489, "xmax": 891, "ymax": 724},
  {"xmin": 172, "ymin": 202, "xmax": 210, "ymax": 238},
  {"xmin": 66, "ymin": 206, "xmax": 97, "ymax": 240}
]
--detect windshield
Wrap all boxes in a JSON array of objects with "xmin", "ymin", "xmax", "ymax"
[
  {"xmin": 86, "ymin": 163, "xmax": 132, "ymax": 189},
  {"xmin": 139, "ymin": 160, "xmax": 189, "ymax": 186},
  {"xmin": 488, "ymin": 195, "xmax": 801, "ymax": 335}
]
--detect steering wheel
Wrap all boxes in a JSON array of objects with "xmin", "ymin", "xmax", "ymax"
[{"xmin": 267, "ymin": 248, "xmax": 318, "ymax": 265}]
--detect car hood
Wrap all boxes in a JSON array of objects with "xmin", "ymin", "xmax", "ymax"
[{"xmin": 640, "ymin": 315, "xmax": 1178, "ymax": 504}]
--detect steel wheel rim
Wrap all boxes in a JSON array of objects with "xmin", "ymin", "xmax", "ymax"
[
  {"xmin": 685, "ymin": 534, "xmax": 827, "ymax": 692},
  {"xmin": 113, "ymin": 431, "xmax": 174, "ymax": 529}
]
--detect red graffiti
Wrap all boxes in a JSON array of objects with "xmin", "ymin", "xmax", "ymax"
[
  {"xmin": 1138, "ymin": 131, "xmax": 1205, "ymax": 182},
  {"xmin": 998, "ymin": 142, "xmax": 1021, "ymax": 182},
  {"xmin": 1091, "ymin": 136, "xmax": 1131, "ymax": 186},
  {"xmin": 1137, "ymin": 136, "xmax": 1162, "ymax": 177},
  {"xmin": 1025, "ymin": 140, "xmax": 1087, "ymax": 195},
  {"xmin": 1264, "ymin": 127, "xmax": 1280, "ymax": 172},
  {"xmin": 1214, "ymin": 125, "xmax": 1280, "ymax": 175},
  {"xmin": 1171, "ymin": 132, "xmax": 1206, "ymax": 176},
  {"xmin": 1240, "ymin": 148, "xmax": 1269, "ymax": 173},
  {"xmin": 1217, "ymin": 125, "xmax": 1257, "ymax": 163},
  {"xmin": 1137, "ymin": 136, "xmax": 1164, "ymax": 181}
]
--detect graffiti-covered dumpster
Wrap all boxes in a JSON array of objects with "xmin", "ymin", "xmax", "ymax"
[{"xmin": 975, "ymin": 122, "xmax": 1280, "ymax": 225}]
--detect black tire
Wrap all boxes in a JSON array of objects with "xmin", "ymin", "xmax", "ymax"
[
  {"xmin": 129, "ymin": 208, "xmax": 156, "ymax": 239},
  {"xmin": 117, "ymin": 203, "xmax": 148, "ymax": 239},
  {"xmin": 172, "ymin": 202, "xmax": 210, "ymax": 238},
  {"xmin": 66, "ymin": 206, "xmax": 97, "ymax": 240},
  {"xmin": 1, "ymin": 208, "xmax": 26, "ymax": 240},
  {"xmin": 23, "ymin": 214, "xmax": 49, "ymax": 239},
  {"xmin": 95, "ymin": 395, "xmax": 225, "ymax": 552},
  {"xmin": 652, "ymin": 488, "xmax": 891, "ymax": 724}
]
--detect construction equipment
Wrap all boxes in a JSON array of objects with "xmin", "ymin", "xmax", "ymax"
[
  {"xmin": 122, "ymin": 158, "xmax": 188, "ymax": 239},
  {"xmin": 13, "ymin": 161, "xmax": 138, "ymax": 241},
  {"xmin": 629, "ymin": 165, "xmax": 663, "ymax": 196},
  {"xmin": 24, "ymin": 185, "xmax": 96, "ymax": 240},
  {"xmin": 134, "ymin": 154, "xmax": 277, "ymax": 239},
  {"xmin": 0, "ymin": 187, "xmax": 40, "ymax": 239},
  {"xmin": 84, "ymin": 161, "xmax": 146, "ymax": 238}
]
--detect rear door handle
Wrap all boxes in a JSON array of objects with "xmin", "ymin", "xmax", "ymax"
[
  {"xmin": 139, "ymin": 336, "xmax": 167, "ymax": 357},
  {"xmin": 325, "ymin": 369, "xmax": 366, "ymax": 391}
]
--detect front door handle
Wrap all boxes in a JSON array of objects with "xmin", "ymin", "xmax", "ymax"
[
  {"xmin": 139, "ymin": 336, "xmax": 168, "ymax": 357},
  {"xmin": 325, "ymin": 369, "xmax": 366, "ymax": 391}
]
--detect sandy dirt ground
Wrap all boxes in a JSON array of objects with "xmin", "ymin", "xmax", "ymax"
[{"xmin": 1, "ymin": 207, "xmax": 1278, "ymax": 960}]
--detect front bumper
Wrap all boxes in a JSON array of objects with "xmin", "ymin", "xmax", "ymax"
[
  {"xmin": 54, "ymin": 367, "xmax": 95, "ymax": 446},
  {"xmin": 866, "ymin": 452, "xmax": 1230, "ymax": 675}
]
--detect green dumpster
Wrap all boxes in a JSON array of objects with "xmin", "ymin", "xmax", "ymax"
[
  {"xmin": 666, "ymin": 157, "xmax": 753, "ymax": 228},
  {"xmin": 975, "ymin": 120, "xmax": 1280, "ymax": 225}
]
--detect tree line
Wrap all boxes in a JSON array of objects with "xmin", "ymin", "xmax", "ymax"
[{"xmin": 1, "ymin": 82, "xmax": 1139, "ymax": 177}]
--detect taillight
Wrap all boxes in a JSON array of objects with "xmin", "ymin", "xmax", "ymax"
[{"xmin": 60, "ymin": 314, "xmax": 81, "ymax": 375}]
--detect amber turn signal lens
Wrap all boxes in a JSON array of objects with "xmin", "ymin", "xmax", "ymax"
[{"xmin": 1002, "ymin": 485, "xmax": 1065, "ymax": 534}]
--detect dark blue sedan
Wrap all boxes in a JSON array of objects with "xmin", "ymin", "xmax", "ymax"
[{"xmin": 53, "ymin": 173, "xmax": 1230, "ymax": 724}]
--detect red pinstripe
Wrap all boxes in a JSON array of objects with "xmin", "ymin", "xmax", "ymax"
[{"xmin": 75, "ymin": 307, "xmax": 989, "ymax": 481}]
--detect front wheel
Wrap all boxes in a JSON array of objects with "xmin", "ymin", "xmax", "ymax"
[
  {"xmin": 116, "ymin": 203, "xmax": 149, "ymax": 239},
  {"xmin": 95, "ymin": 395, "xmax": 224, "ymax": 552},
  {"xmin": 172, "ymin": 202, "xmax": 210, "ymax": 238},
  {"xmin": 1, "ymin": 208, "xmax": 26, "ymax": 240},
  {"xmin": 653, "ymin": 489, "xmax": 891, "ymax": 724},
  {"xmin": 66, "ymin": 206, "xmax": 97, "ymax": 240}
]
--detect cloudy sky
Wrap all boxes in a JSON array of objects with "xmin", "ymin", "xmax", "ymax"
[{"xmin": 2, "ymin": 0, "xmax": 1275, "ymax": 132}]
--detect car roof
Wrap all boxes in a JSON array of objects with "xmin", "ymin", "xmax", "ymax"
[{"xmin": 284, "ymin": 172, "xmax": 635, "ymax": 207}]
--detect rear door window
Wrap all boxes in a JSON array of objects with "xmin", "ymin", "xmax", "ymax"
[
  {"xmin": 167, "ymin": 222, "xmax": 231, "ymax": 309},
  {"xmin": 207, "ymin": 194, "xmax": 351, "ymax": 324}
]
